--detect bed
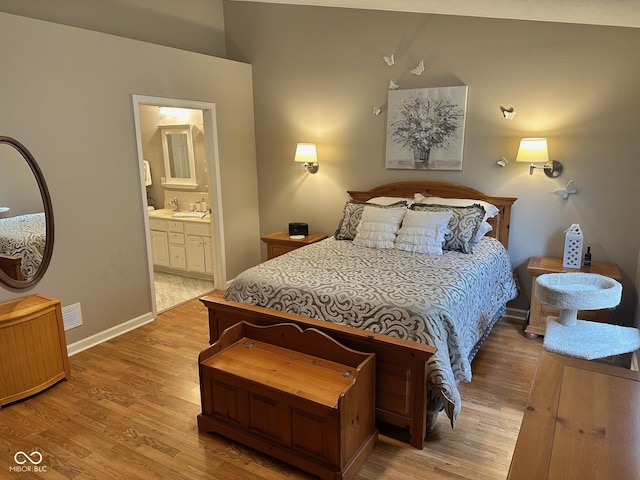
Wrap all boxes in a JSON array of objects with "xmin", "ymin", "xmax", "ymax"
[
  {"xmin": 202, "ymin": 181, "xmax": 517, "ymax": 448},
  {"xmin": 0, "ymin": 213, "xmax": 46, "ymax": 281}
]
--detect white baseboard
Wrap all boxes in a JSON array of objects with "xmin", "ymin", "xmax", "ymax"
[{"xmin": 67, "ymin": 311, "xmax": 155, "ymax": 356}]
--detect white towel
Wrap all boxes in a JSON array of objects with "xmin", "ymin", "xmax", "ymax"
[{"xmin": 143, "ymin": 160, "xmax": 152, "ymax": 186}]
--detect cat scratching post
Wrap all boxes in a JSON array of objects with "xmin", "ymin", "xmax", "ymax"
[{"xmin": 535, "ymin": 273, "xmax": 640, "ymax": 360}]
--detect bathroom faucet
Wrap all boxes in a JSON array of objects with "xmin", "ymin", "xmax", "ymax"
[{"xmin": 168, "ymin": 197, "xmax": 179, "ymax": 211}]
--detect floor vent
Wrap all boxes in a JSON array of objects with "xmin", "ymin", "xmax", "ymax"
[{"xmin": 62, "ymin": 303, "xmax": 83, "ymax": 331}]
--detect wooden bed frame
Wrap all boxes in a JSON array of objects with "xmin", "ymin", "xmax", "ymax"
[
  {"xmin": 347, "ymin": 180, "xmax": 516, "ymax": 249},
  {"xmin": 0, "ymin": 254, "xmax": 22, "ymax": 281},
  {"xmin": 201, "ymin": 181, "xmax": 516, "ymax": 449}
]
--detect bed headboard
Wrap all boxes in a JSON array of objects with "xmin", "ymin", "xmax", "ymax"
[{"xmin": 347, "ymin": 181, "xmax": 517, "ymax": 249}]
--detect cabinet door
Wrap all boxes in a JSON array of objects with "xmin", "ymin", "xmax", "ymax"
[
  {"xmin": 187, "ymin": 235, "xmax": 206, "ymax": 273},
  {"xmin": 150, "ymin": 231, "xmax": 170, "ymax": 267},
  {"xmin": 169, "ymin": 244, "xmax": 187, "ymax": 269},
  {"xmin": 203, "ymin": 236, "xmax": 213, "ymax": 273}
]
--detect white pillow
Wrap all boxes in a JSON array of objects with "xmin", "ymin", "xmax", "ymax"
[
  {"xmin": 473, "ymin": 221, "xmax": 493, "ymax": 243},
  {"xmin": 368, "ymin": 196, "xmax": 413, "ymax": 206},
  {"xmin": 395, "ymin": 210, "xmax": 453, "ymax": 254},
  {"xmin": 413, "ymin": 194, "xmax": 499, "ymax": 221},
  {"xmin": 353, "ymin": 205, "xmax": 406, "ymax": 249}
]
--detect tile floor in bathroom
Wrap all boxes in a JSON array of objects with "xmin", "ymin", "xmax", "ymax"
[{"xmin": 153, "ymin": 270, "xmax": 215, "ymax": 312}]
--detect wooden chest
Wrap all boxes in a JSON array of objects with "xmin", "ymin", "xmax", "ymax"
[{"xmin": 197, "ymin": 321, "xmax": 377, "ymax": 480}]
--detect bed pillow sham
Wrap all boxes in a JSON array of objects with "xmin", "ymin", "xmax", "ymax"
[
  {"xmin": 394, "ymin": 209, "xmax": 453, "ymax": 254},
  {"xmin": 410, "ymin": 203, "xmax": 485, "ymax": 253},
  {"xmin": 334, "ymin": 199, "xmax": 407, "ymax": 240},
  {"xmin": 473, "ymin": 221, "xmax": 493, "ymax": 244},
  {"xmin": 352, "ymin": 205, "xmax": 407, "ymax": 249},
  {"xmin": 413, "ymin": 194, "xmax": 499, "ymax": 221},
  {"xmin": 368, "ymin": 196, "xmax": 414, "ymax": 206}
]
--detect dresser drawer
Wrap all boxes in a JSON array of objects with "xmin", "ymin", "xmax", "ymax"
[
  {"xmin": 169, "ymin": 233, "xmax": 185, "ymax": 245},
  {"xmin": 168, "ymin": 220, "xmax": 184, "ymax": 233},
  {"xmin": 149, "ymin": 218, "xmax": 167, "ymax": 231},
  {"xmin": 186, "ymin": 222, "xmax": 211, "ymax": 237}
]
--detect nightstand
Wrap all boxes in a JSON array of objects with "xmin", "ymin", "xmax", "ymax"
[
  {"xmin": 524, "ymin": 256, "xmax": 622, "ymax": 338},
  {"xmin": 261, "ymin": 231, "xmax": 328, "ymax": 260}
]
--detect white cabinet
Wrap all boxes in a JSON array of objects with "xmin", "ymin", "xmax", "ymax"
[
  {"xmin": 149, "ymin": 216, "xmax": 213, "ymax": 278},
  {"xmin": 168, "ymin": 221, "xmax": 187, "ymax": 270},
  {"xmin": 186, "ymin": 223, "xmax": 214, "ymax": 275},
  {"xmin": 150, "ymin": 230, "xmax": 170, "ymax": 267},
  {"xmin": 149, "ymin": 218, "xmax": 170, "ymax": 267}
]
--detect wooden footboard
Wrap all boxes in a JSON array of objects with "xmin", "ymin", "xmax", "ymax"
[
  {"xmin": 200, "ymin": 296, "xmax": 436, "ymax": 449},
  {"xmin": 0, "ymin": 254, "xmax": 22, "ymax": 281}
]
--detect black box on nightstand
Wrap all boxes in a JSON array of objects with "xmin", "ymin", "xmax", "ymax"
[{"xmin": 288, "ymin": 222, "xmax": 308, "ymax": 236}]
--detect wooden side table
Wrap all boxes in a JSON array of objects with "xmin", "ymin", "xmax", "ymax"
[
  {"xmin": 524, "ymin": 256, "xmax": 622, "ymax": 338},
  {"xmin": 261, "ymin": 231, "xmax": 328, "ymax": 260}
]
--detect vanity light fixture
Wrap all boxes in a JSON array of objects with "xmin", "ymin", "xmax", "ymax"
[
  {"xmin": 516, "ymin": 137, "xmax": 563, "ymax": 177},
  {"xmin": 294, "ymin": 143, "xmax": 319, "ymax": 174}
]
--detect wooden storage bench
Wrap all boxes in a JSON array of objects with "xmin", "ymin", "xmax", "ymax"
[
  {"xmin": 197, "ymin": 321, "xmax": 377, "ymax": 480},
  {"xmin": 200, "ymin": 296, "xmax": 437, "ymax": 449}
]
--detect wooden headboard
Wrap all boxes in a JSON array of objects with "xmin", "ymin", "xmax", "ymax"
[{"xmin": 347, "ymin": 181, "xmax": 517, "ymax": 249}]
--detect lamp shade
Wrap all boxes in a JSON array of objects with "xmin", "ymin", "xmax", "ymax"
[
  {"xmin": 516, "ymin": 138, "xmax": 549, "ymax": 163},
  {"xmin": 294, "ymin": 143, "xmax": 317, "ymax": 164}
]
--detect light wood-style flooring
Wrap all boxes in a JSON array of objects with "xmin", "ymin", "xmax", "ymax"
[{"xmin": 0, "ymin": 295, "xmax": 543, "ymax": 479}]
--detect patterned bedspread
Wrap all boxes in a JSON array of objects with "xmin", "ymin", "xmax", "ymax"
[
  {"xmin": 224, "ymin": 236, "xmax": 517, "ymax": 425},
  {"xmin": 0, "ymin": 213, "xmax": 46, "ymax": 281}
]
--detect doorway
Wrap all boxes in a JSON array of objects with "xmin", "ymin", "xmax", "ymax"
[{"xmin": 132, "ymin": 95, "xmax": 227, "ymax": 315}]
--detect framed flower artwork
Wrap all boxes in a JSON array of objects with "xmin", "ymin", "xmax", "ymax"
[{"xmin": 385, "ymin": 86, "xmax": 468, "ymax": 170}]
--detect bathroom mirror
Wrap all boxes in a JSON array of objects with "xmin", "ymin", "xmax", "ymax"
[
  {"xmin": 160, "ymin": 124, "xmax": 198, "ymax": 188},
  {"xmin": 0, "ymin": 137, "xmax": 54, "ymax": 289}
]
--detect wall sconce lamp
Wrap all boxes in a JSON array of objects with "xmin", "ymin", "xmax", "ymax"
[
  {"xmin": 294, "ymin": 143, "xmax": 319, "ymax": 174},
  {"xmin": 516, "ymin": 138, "xmax": 563, "ymax": 177}
]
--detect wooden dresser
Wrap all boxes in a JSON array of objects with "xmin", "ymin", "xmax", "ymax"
[
  {"xmin": 508, "ymin": 352, "xmax": 640, "ymax": 479},
  {"xmin": 198, "ymin": 321, "xmax": 377, "ymax": 480},
  {"xmin": 525, "ymin": 256, "xmax": 622, "ymax": 338},
  {"xmin": 0, "ymin": 294, "xmax": 70, "ymax": 407}
]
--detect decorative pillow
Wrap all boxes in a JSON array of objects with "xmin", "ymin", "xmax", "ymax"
[
  {"xmin": 413, "ymin": 194, "xmax": 499, "ymax": 222},
  {"xmin": 352, "ymin": 205, "xmax": 407, "ymax": 249},
  {"xmin": 410, "ymin": 203, "xmax": 486, "ymax": 253},
  {"xmin": 394, "ymin": 210, "xmax": 453, "ymax": 254},
  {"xmin": 334, "ymin": 199, "xmax": 406, "ymax": 240}
]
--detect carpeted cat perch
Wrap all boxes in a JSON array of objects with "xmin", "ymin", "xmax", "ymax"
[{"xmin": 535, "ymin": 272, "xmax": 640, "ymax": 360}]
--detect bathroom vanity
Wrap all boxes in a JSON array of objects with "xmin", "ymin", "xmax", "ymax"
[{"xmin": 148, "ymin": 209, "xmax": 213, "ymax": 278}]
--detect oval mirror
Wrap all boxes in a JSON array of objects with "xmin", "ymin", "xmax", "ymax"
[{"xmin": 0, "ymin": 137, "xmax": 54, "ymax": 288}]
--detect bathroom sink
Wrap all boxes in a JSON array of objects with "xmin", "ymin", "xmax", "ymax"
[{"xmin": 171, "ymin": 211, "xmax": 207, "ymax": 219}]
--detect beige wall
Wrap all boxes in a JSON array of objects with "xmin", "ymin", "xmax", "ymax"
[
  {"xmin": 0, "ymin": 0, "xmax": 226, "ymax": 57},
  {"xmin": 0, "ymin": 144, "xmax": 43, "ymax": 216},
  {"xmin": 224, "ymin": 3, "xmax": 640, "ymax": 320},
  {"xmin": 0, "ymin": 12, "xmax": 260, "ymax": 344}
]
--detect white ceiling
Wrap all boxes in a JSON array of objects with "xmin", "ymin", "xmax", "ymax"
[{"xmin": 231, "ymin": 0, "xmax": 640, "ymax": 29}]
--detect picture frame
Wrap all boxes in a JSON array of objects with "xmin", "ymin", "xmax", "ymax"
[{"xmin": 385, "ymin": 86, "xmax": 468, "ymax": 170}]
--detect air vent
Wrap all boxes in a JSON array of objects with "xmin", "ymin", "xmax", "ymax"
[{"xmin": 62, "ymin": 302, "xmax": 83, "ymax": 331}]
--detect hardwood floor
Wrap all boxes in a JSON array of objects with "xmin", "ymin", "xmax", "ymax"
[{"xmin": 0, "ymin": 296, "xmax": 543, "ymax": 479}]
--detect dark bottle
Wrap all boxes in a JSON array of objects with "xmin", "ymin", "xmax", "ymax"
[{"xmin": 584, "ymin": 246, "xmax": 592, "ymax": 266}]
